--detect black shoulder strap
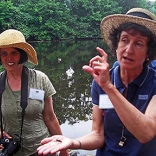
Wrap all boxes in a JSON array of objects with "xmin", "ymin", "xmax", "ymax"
[
  {"xmin": 0, "ymin": 70, "xmax": 7, "ymax": 94},
  {"xmin": 0, "ymin": 66, "xmax": 28, "ymax": 109},
  {"xmin": 0, "ymin": 71, "xmax": 6, "ymax": 139},
  {"xmin": 20, "ymin": 66, "xmax": 28, "ymax": 110},
  {"xmin": 19, "ymin": 66, "xmax": 29, "ymax": 144}
]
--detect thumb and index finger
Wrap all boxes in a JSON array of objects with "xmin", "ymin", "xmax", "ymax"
[
  {"xmin": 95, "ymin": 47, "xmax": 108, "ymax": 62},
  {"xmin": 82, "ymin": 47, "xmax": 108, "ymax": 74},
  {"xmin": 95, "ymin": 47, "xmax": 107, "ymax": 56}
]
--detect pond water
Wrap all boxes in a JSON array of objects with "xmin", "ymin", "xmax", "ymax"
[{"xmin": 28, "ymin": 39, "xmax": 116, "ymax": 156}]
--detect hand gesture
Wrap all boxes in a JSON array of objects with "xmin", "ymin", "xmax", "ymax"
[
  {"xmin": 37, "ymin": 135, "xmax": 72, "ymax": 155},
  {"xmin": 82, "ymin": 47, "xmax": 111, "ymax": 89}
]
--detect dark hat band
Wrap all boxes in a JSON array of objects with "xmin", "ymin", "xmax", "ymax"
[{"xmin": 127, "ymin": 12, "xmax": 153, "ymax": 20}]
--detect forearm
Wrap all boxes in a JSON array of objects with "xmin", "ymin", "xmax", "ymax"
[
  {"xmin": 103, "ymin": 83, "xmax": 156, "ymax": 142},
  {"xmin": 71, "ymin": 131, "xmax": 104, "ymax": 150},
  {"xmin": 43, "ymin": 97, "xmax": 64, "ymax": 136},
  {"xmin": 45, "ymin": 117, "xmax": 63, "ymax": 135}
]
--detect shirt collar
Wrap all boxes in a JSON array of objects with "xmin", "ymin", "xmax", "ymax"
[{"xmin": 113, "ymin": 65, "xmax": 149, "ymax": 89}]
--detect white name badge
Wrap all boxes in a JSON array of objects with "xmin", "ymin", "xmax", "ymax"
[
  {"xmin": 99, "ymin": 94, "xmax": 114, "ymax": 109},
  {"xmin": 29, "ymin": 88, "xmax": 45, "ymax": 101}
]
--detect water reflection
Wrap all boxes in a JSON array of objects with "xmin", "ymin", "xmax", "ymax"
[{"xmin": 28, "ymin": 40, "xmax": 116, "ymax": 155}]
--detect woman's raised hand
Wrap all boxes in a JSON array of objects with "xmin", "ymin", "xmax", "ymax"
[{"xmin": 82, "ymin": 47, "xmax": 111, "ymax": 89}]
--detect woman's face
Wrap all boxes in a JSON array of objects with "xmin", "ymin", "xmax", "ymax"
[
  {"xmin": 0, "ymin": 47, "xmax": 21, "ymax": 71},
  {"xmin": 116, "ymin": 30, "xmax": 149, "ymax": 70}
]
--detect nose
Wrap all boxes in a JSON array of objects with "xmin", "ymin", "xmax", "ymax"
[
  {"xmin": 5, "ymin": 53, "xmax": 14, "ymax": 61},
  {"xmin": 7, "ymin": 53, "xmax": 12, "ymax": 58},
  {"xmin": 125, "ymin": 42, "xmax": 134, "ymax": 54}
]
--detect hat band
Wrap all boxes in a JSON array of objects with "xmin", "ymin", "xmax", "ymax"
[{"xmin": 127, "ymin": 12, "xmax": 153, "ymax": 20}]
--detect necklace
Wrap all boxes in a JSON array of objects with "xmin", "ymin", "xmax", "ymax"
[{"xmin": 119, "ymin": 126, "xmax": 126, "ymax": 147}]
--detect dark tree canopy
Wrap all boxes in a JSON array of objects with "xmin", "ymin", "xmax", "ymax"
[{"xmin": 0, "ymin": 0, "xmax": 154, "ymax": 40}]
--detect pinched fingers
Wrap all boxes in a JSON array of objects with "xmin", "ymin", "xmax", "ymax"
[
  {"xmin": 96, "ymin": 47, "xmax": 107, "ymax": 61},
  {"xmin": 82, "ymin": 47, "xmax": 109, "ymax": 79},
  {"xmin": 89, "ymin": 55, "xmax": 101, "ymax": 68},
  {"xmin": 89, "ymin": 47, "xmax": 108, "ymax": 67},
  {"xmin": 96, "ymin": 47, "xmax": 108, "ymax": 62}
]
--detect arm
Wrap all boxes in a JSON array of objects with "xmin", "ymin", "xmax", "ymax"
[
  {"xmin": 72, "ymin": 105, "xmax": 104, "ymax": 150},
  {"xmin": 103, "ymin": 84, "xmax": 156, "ymax": 143},
  {"xmin": 83, "ymin": 47, "xmax": 156, "ymax": 143},
  {"xmin": 43, "ymin": 96, "xmax": 62, "ymax": 135},
  {"xmin": 37, "ymin": 105, "xmax": 105, "ymax": 155},
  {"xmin": 43, "ymin": 96, "xmax": 69, "ymax": 156}
]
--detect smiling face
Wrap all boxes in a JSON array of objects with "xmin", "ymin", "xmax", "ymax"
[
  {"xmin": 0, "ymin": 47, "xmax": 21, "ymax": 71},
  {"xmin": 116, "ymin": 30, "xmax": 149, "ymax": 70}
]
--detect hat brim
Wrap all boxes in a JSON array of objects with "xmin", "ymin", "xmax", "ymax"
[
  {"xmin": 100, "ymin": 14, "xmax": 156, "ymax": 47},
  {"xmin": 0, "ymin": 42, "xmax": 38, "ymax": 65}
]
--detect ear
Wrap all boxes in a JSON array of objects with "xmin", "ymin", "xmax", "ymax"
[{"xmin": 146, "ymin": 54, "xmax": 149, "ymax": 61}]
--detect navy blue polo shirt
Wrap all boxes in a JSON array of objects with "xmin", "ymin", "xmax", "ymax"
[{"xmin": 91, "ymin": 65, "xmax": 156, "ymax": 156}]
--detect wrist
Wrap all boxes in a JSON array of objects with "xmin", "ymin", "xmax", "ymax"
[{"xmin": 75, "ymin": 139, "xmax": 81, "ymax": 149}]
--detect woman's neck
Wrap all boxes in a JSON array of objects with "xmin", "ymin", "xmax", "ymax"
[
  {"xmin": 7, "ymin": 65, "xmax": 23, "ymax": 91},
  {"xmin": 120, "ymin": 67, "xmax": 143, "ymax": 87},
  {"xmin": 7, "ymin": 65, "xmax": 23, "ymax": 81}
]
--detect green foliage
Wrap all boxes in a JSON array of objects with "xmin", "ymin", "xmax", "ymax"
[
  {"xmin": 116, "ymin": 0, "xmax": 147, "ymax": 13},
  {"xmin": 0, "ymin": 0, "xmax": 152, "ymax": 40},
  {"xmin": 0, "ymin": 1, "xmax": 16, "ymax": 30}
]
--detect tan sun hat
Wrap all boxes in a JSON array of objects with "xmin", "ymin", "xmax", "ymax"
[
  {"xmin": 100, "ymin": 8, "xmax": 156, "ymax": 47},
  {"xmin": 0, "ymin": 29, "xmax": 38, "ymax": 65}
]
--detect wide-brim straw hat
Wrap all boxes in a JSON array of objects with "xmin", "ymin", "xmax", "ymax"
[
  {"xmin": 101, "ymin": 8, "xmax": 156, "ymax": 47},
  {"xmin": 0, "ymin": 29, "xmax": 38, "ymax": 65}
]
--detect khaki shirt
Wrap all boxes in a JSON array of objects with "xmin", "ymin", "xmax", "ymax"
[{"xmin": 1, "ymin": 68, "xmax": 56, "ymax": 156}]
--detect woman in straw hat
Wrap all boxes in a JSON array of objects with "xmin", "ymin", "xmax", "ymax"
[
  {"xmin": 0, "ymin": 29, "xmax": 69, "ymax": 156},
  {"xmin": 37, "ymin": 8, "xmax": 156, "ymax": 156}
]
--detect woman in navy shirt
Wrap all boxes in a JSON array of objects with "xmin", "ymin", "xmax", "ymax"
[{"xmin": 37, "ymin": 8, "xmax": 156, "ymax": 156}]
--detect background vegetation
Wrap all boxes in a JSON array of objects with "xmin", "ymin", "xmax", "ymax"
[{"xmin": 0, "ymin": 0, "xmax": 155, "ymax": 40}]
